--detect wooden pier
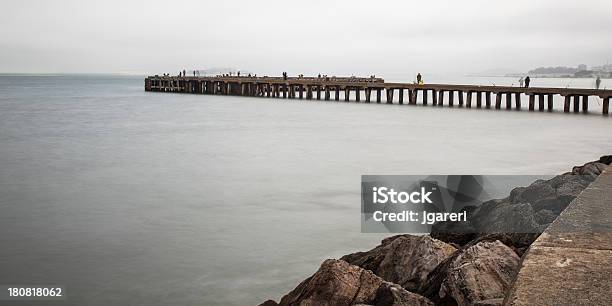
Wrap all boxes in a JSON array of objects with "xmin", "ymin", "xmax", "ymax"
[{"xmin": 145, "ymin": 75, "xmax": 612, "ymax": 115}]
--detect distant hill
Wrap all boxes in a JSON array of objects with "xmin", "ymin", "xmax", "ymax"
[
  {"xmin": 469, "ymin": 68, "xmax": 522, "ymax": 77},
  {"xmin": 528, "ymin": 66, "xmax": 578, "ymax": 75}
]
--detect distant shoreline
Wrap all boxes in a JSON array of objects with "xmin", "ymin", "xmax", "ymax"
[{"xmin": 467, "ymin": 74, "xmax": 610, "ymax": 79}]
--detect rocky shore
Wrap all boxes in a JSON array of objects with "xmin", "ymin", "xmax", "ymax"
[{"xmin": 259, "ymin": 156, "xmax": 611, "ymax": 306}]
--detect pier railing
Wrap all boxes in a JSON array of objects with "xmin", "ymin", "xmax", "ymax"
[{"xmin": 144, "ymin": 76, "xmax": 612, "ymax": 115}]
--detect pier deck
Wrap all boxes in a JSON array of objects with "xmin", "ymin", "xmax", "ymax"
[{"xmin": 144, "ymin": 76, "xmax": 612, "ymax": 115}]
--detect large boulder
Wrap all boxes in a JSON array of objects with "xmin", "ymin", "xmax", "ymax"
[
  {"xmin": 570, "ymin": 161, "xmax": 609, "ymax": 178},
  {"xmin": 471, "ymin": 201, "xmax": 542, "ymax": 233},
  {"xmin": 461, "ymin": 233, "xmax": 539, "ymax": 257},
  {"xmin": 419, "ymin": 240, "xmax": 520, "ymax": 306},
  {"xmin": 508, "ymin": 180, "xmax": 556, "ymax": 205},
  {"xmin": 274, "ymin": 259, "xmax": 432, "ymax": 306},
  {"xmin": 597, "ymin": 154, "xmax": 612, "ymax": 165},
  {"xmin": 341, "ymin": 235, "xmax": 456, "ymax": 292}
]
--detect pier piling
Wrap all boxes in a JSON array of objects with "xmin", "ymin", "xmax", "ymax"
[
  {"xmin": 573, "ymin": 95, "xmax": 580, "ymax": 112},
  {"xmin": 495, "ymin": 93, "xmax": 502, "ymax": 109},
  {"xmin": 386, "ymin": 89, "xmax": 393, "ymax": 104},
  {"xmin": 466, "ymin": 92, "xmax": 473, "ymax": 108},
  {"xmin": 564, "ymin": 96, "xmax": 571, "ymax": 112}
]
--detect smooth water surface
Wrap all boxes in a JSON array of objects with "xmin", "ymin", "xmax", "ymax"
[{"xmin": 0, "ymin": 75, "xmax": 610, "ymax": 305}]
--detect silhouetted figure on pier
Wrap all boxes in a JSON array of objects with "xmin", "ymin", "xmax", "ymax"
[
  {"xmin": 282, "ymin": 72, "xmax": 287, "ymax": 80},
  {"xmin": 416, "ymin": 73, "xmax": 423, "ymax": 85},
  {"xmin": 193, "ymin": 71, "xmax": 196, "ymax": 77},
  {"xmin": 519, "ymin": 77, "xmax": 524, "ymax": 87},
  {"xmin": 596, "ymin": 76, "xmax": 601, "ymax": 89},
  {"xmin": 524, "ymin": 76, "xmax": 531, "ymax": 88},
  {"xmin": 183, "ymin": 69, "xmax": 186, "ymax": 77}
]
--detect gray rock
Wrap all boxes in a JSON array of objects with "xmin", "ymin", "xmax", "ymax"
[
  {"xmin": 534, "ymin": 209, "xmax": 556, "ymax": 225},
  {"xmin": 531, "ymin": 195, "xmax": 573, "ymax": 214},
  {"xmin": 571, "ymin": 161, "xmax": 608, "ymax": 178},
  {"xmin": 420, "ymin": 240, "xmax": 520, "ymax": 306},
  {"xmin": 597, "ymin": 154, "xmax": 612, "ymax": 165},
  {"xmin": 510, "ymin": 180, "xmax": 556, "ymax": 205},
  {"xmin": 341, "ymin": 235, "xmax": 456, "ymax": 292},
  {"xmin": 472, "ymin": 202, "xmax": 540, "ymax": 233},
  {"xmin": 555, "ymin": 177, "xmax": 591, "ymax": 198}
]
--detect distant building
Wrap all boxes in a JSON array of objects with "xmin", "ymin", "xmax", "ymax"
[
  {"xmin": 577, "ymin": 64, "xmax": 587, "ymax": 71},
  {"xmin": 592, "ymin": 64, "xmax": 612, "ymax": 72}
]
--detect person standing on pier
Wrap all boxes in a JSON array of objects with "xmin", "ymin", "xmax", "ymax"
[
  {"xmin": 519, "ymin": 77, "xmax": 524, "ymax": 87},
  {"xmin": 524, "ymin": 76, "xmax": 531, "ymax": 88},
  {"xmin": 596, "ymin": 76, "xmax": 601, "ymax": 89},
  {"xmin": 416, "ymin": 73, "xmax": 423, "ymax": 85}
]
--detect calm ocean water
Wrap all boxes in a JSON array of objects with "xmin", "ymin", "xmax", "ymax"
[{"xmin": 0, "ymin": 74, "xmax": 610, "ymax": 305}]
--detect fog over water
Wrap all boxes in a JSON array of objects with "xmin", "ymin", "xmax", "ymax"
[
  {"xmin": 0, "ymin": 75, "xmax": 610, "ymax": 305},
  {"xmin": 1, "ymin": 0, "xmax": 611, "ymax": 75}
]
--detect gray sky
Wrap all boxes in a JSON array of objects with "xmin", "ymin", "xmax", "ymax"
[{"xmin": 0, "ymin": 0, "xmax": 610, "ymax": 76}]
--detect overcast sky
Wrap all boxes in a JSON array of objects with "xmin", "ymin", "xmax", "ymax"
[{"xmin": 0, "ymin": 0, "xmax": 610, "ymax": 76}]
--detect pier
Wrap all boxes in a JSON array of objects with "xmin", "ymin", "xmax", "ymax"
[{"xmin": 145, "ymin": 75, "xmax": 612, "ymax": 115}]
